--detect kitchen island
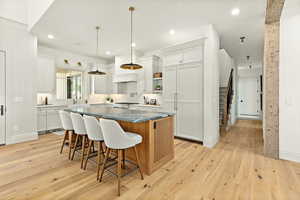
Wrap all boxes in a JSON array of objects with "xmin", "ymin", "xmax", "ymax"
[{"xmin": 65, "ymin": 106, "xmax": 175, "ymax": 175}]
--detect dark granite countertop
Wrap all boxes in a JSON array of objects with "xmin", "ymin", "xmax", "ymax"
[{"xmin": 64, "ymin": 106, "xmax": 174, "ymax": 123}]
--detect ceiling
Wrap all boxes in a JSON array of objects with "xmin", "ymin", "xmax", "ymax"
[{"xmin": 31, "ymin": 0, "xmax": 266, "ymax": 65}]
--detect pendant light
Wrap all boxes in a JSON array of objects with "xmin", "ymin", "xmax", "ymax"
[
  {"xmin": 88, "ymin": 26, "xmax": 106, "ymax": 75},
  {"xmin": 120, "ymin": 7, "xmax": 143, "ymax": 70}
]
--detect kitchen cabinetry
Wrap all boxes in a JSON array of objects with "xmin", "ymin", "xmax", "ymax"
[
  {"xmin": 162, "ymin": 39, "xmax": 204, "ymax": 142},
  {"xmin": 37, "ymin": 106, "xmax": 66, "ymax": 133},
  {"xmin": 89, "ymin": 64, "xmax": 114, "ymax": 94},
  {"xmin": 37, "ymin": 57, "xmax": 55, "ymax": 93},
  {"xmin": 92, "ymin": 75, "xmax": 107, "ymax": 94},
  {"xmin": 137, "ymin": 55, "xmax": 161, "ymax": 94}
]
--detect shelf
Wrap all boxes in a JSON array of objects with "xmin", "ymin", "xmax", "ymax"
[
  {"xmin": 153, "ymin": 90, "xmax": 163, "ymax": 93},
  {"xmin": 153, "ymin": 77, "xmax": 162, "ymax": 80}
]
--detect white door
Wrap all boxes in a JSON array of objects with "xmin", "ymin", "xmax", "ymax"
[
  {"xmin": 0, "ymin": 51, "xmax": 6, "ymax": 144},
  {"xmin": 176, "ymin": 63, "xmax": 203, "ymax": 141},
  {"xmin": 238, "ymin": 77, "xmax": 260, "ymax": 116}
]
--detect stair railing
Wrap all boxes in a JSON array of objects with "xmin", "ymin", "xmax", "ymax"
[{"xmin": 222, "ymin": 69, "xmax": 234, "ymax": 127}]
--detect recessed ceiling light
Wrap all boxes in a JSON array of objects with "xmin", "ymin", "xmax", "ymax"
[
  {"xmin": 105, "ymin": 51, "xmax": 111, "ymax": 55},
  {"xmin": 169, "ymin": 29, "xmax": 175, "ymax": 35},
  {"xmin": 131, "ymin": 43, "xmax": 136, "ymax": 47},
  {"xmin": 231, "ymin": 8, "xmax": 240, "ymax": 16},
  {"xmin": 47, "ymin": 34, "xmax": 54, "ymax": 39}
]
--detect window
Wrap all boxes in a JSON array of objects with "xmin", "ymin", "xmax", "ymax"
[{"xmin": 56, "ymin": 71, "xmax": 82, "ymax": 100}]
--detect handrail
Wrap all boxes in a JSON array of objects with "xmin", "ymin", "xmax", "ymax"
[{"xmin": 222, "ymin": 69, "xmax": 234, "ymax": 127}]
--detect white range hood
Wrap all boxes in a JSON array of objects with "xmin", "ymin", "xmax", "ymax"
[{"xmin": 113, "ymin": 73, "xmax": 137, "ymax": 83}]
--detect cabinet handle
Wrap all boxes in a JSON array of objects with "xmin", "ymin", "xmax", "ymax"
[
  {"xmin": 0, "ymin": 105, "xmax": 4, "ymax": 116},
  {"xmin": 154, "ymin": 122, "xmax": 157, "ymax": 129}
]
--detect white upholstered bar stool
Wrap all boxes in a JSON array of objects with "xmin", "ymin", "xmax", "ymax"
[
  {"xmin": 99, "ymin": 118, "xmax": 144, "ymax": 196},
  {"xmin": 83, "ymin": 115, "xmax": 105, "ymax": 175},
  {"xmin": 70, "ymin": 112, "xmax": 89, "ymax": 169},
  {"xmin": 59, "ymin": 111, "xmax": 74, "ymax": 159}
]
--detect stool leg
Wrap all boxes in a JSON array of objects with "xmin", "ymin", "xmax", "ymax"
[
  {"xmin": 71, "ymin": 134, "xmax": 79, "ymax": 160},
  {"xmin": 80, "ymin": 135, "xmax": 86, "ymax": 169},
  {"xmin": 84, "ymin": 140, "xmax": 93, "ymax": 170},
  {"xmin": 96, "ymin": 141, "xmax": 102, "ymax": 180},
  {"xmin": 68, "ymin": 131, "xmax": 73, "ymax": 160},
  {"xmin": 60, "ymin": 130, "xmax": 68, "ymax": 154},
  {"xmin": 134, "ymin": 146, "xmax": 144, "ymax": 180},
  {"xmin": 117, "ymin": 149, "xmax": 122, "ymax": 196},
  {"xmin": 122, "ymin": 149, "xmax": 126, "ymax": 169},
  {"xmin": 99, "ymin": 148, "xmax": 111, "ymax": 182}
]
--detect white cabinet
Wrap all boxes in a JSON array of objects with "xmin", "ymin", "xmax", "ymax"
[
  {"xmin": 37, "ymin": 57, "xmax": 55, "ymax": 93},
  {"xmin": 37, "ymin": 109, "xmax": 47, "ymax": 132},
  {"xmin": 162, "ymin": 40, "xmax": 204, "ymax": 142},
  {"xmin": 106, "ymin": 67, "xmax": 113, "ymax": 94},
  {"xmin": 93, "ymin": 75, "xmax": 107, "ymax": 94},
  {"xmin": 37, "ymin": 106, "xmax": 65, "ymax": 133}
]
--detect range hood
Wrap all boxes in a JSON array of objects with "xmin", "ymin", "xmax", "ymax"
[{"xmin": 113, "ymin": 73, "xmax": 137, "ymax": 83}]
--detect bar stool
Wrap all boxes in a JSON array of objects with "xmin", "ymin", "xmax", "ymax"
[
  {"xmin": 59, "ymin": 111, "xmax": 74, "ymax": 159},
  {"xmin": 70, "ymin": 112, "xmax": 89, "ymax": 169},
  {"xmin": 99, "ymin": 118, "xmax": 144, "ymax": 196},
  {"xmin": 83, "ymin": 115, "xmax": 105, "ymax": 176}
]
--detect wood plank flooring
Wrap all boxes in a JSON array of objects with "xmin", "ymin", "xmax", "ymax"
[{"xmin": 1, "ymin": 120, "xmax": 300, "ymax": 199}]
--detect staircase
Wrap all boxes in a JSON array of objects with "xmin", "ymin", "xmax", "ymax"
[
  {"xmin": 219, "ymin": 69, "xmax": 234, "ymax": 129},
  {"xmin": 219, "ymin": 87, "xmax": 228, "ymax": 126}
]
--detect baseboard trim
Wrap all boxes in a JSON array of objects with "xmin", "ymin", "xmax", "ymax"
[
  {"xmin": 6, "ymin": 132, "xmax": 38, "ymax": 145},
  {"xmin": 280, "ymin": 150, "xmax": 300, "ymax": 163}
]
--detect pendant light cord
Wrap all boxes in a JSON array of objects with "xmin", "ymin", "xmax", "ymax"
[{"xmin": 130, "ymin": 8, "xmax": 133, "ymax": 64}]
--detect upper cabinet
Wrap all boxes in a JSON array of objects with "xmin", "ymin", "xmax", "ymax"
[
  {"xmin": 90, "ymin": 64, "xmax": 114, "ymax": 94},
  {"xmin": 163, "ymin": 40, "xmax": 204, "ymax": 67},
  {"xmin": 37, "ymin": 57, "xmax": 55, "ymax": 93}
]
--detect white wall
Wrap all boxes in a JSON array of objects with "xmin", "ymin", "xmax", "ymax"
[
  {"xmin": 279, "ymin": 0, "xmax": 300, "ymax": 163},
  {"xmin": 27, "ymin": 0, "xmax": 55, "ymax": 30},
  {"xmin": 203, "ymin": 25, "xmax": 220, "ymax": 148},
  {"xmin": 0, "ymin": 0, "xmax": 28, "ymax": 24},
  {"xmin": 0, "ymin": 18, "xmax": 38, "ymax": 144}
]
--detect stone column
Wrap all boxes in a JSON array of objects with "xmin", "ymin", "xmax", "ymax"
[{"xmin": 263, "ymin": 21, "xmax": 280, "ymax": 159}]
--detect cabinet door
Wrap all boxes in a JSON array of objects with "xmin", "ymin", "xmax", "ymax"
[
  {"xmin": 46, "ymin": 109, "xmax": 62, "ymax": 130},
  {"xmin": 93, "ymin": 75, "xmax": 107, "ymax": 94},
  {"xmin": 37, "ymin": 109, "xmax": 47, "ymax": 132},
  {"xmin": 106, "ymin": 68, "xmax": 113, "ymax": 94},
  {"xmin": 176, "ymin": 62, "xmax": 203, "ymax": 141},
  {"xmin": 153, "ymin": 117, "xmax": 174, "ymax": 163},
  {"xmin": 37, "ymin": 57, "xmax": 55, "ymax": 93}
]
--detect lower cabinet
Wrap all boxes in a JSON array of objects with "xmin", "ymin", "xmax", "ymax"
[{"xmin": 37, "ymin": 106, "xmax": 66, "ymax": 134}]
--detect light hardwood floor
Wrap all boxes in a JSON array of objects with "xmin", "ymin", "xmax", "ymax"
[{"xmin": 1, "ymin": 120, "xmax": 300, "ymax": 200}]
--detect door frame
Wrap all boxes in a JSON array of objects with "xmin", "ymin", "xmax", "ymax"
[{"xmin": 0, "ymin": 50, "xmax": 7, "ymax": 145}]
